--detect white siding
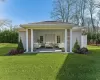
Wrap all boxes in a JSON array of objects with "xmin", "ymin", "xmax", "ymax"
[
  {"xmin": 19, "ymin": 31, "xmax": 26, "ymax": 49},
  {"xmin": 81, "ymin": 35, "xmax": 87, "ymax": 48},
  {"xmin": 72, "ymin": 30, "xmax": 81, "ymax": 47}
]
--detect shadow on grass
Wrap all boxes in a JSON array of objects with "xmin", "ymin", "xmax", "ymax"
[
  {"xmin": 56, "ymin": 50, "xmax": 98, "ymax": 80},
  {"xmin": 17, "ymin": 53, "xmax": 38, "ymax": 56}
]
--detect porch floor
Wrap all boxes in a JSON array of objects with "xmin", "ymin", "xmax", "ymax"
[{"xmin": 34, "ymin": 48, "xmax": 62, "ymax": 53}]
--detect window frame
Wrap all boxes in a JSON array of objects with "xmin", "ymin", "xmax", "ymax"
[
  {"xmin": 40, "ymin": 36, "xmax": 43, "ymax": 43},
  {"xmin": 57, "ymin": 36, "xmax": 60, "ymax": 43}
]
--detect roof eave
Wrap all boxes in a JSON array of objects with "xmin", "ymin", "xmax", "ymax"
[{"xmin": 20, "ymin": 24, "xmax": 74, "ymax": 29}]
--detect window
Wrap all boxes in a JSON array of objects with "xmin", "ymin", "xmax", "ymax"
[
  {"xmin": 57, "ymin": 36, "xmax": 60, "ymax": 43},
  {"xmin": 40, "ymin": 36, "xmax": 43, "ymax": 43}
]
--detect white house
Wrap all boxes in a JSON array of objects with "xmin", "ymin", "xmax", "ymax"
[{"xmin": 18, "ymin": 21, "xmax": 87, "ymax": 53}]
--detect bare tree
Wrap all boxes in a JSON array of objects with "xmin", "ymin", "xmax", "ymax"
[
  {"xmin": 51, "ymin": 0, "xmax": 74, "ymax": 23},
  {"xmin": 51, "ymin": 0, "xmax": 66, "ymax": 22},
  {"xmin": 79, "ymin": 0, "xmax": 87, "ymax": 26},
  {"xmin": 0, "ymin": 19, "xmax": 12, "ymax": 30},
  {"xmin": 51, "ymin": 0, "xmax": 99, "ymax": 30},
  {"xmin": 71, "ymin": 0, "xmax": 82, "ymax": 25},
  {"xmin": 65, "ymin": 0, "xmax": 75, "ymax": 22},
  {"xmin": 88, "ymin": 0, "xmax": 96, "ymax": 31}
]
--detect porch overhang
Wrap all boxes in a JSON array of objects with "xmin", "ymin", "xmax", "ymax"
[{"xmin": 20, "ymin": 24, "xmax": 74, "ymax": 29}]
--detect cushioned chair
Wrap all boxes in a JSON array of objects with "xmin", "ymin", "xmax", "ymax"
[
  {"xmin": 58, "ymin": 43, "xmax": 64, "ymax": 48},
  {"xmin": 34, "ymin": 43, "xmax": 41, "ymax": 49}
]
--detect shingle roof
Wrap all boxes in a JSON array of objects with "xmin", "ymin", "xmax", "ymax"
[
  {"xmin": 28, "ymin": 21, "xmax": 72, "ymax": 25},
  {"xmin": 20, "ymin": 21, "xmax": 78, "ymax": 29}
]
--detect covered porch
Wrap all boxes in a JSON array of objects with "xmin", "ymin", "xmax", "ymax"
[{"xmin": 26, "ymin": 29, "xmax": 72, "ymax": 53}]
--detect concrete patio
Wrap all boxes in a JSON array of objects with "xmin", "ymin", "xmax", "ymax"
[{"xmin": 34, "ymin": 48, "xmax": 62, "ymax": 53}]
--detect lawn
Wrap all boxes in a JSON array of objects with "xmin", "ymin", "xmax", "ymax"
[{"xmin": 0, "ymin": 43, "xmax": 100, "ymax": 80}]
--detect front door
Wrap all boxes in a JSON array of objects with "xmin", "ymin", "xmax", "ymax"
[{"xmin": 45, "ymin": 34, "xmax": 55, "ymax": 43}]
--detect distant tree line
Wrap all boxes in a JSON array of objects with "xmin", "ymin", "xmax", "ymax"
[
  {"xmin": 87, "ymin": 32, "xmax": 100, "ymax": 45},
  {"xmin": 0, "ymin": 20, "xmax": 18, "ymax": 43},
  {"xmin": 0, "ymin": 30, "xmax": 18, "ymax": 43}
]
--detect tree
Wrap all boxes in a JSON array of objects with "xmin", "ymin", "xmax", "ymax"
[
  {"xmin": 71, "ymin": 0, "xmax": 87, "ymax": 26},
  {"xmin": 51, "ymin": 0, "xmax": 99, "ymax": 29},
  {"xmin": 17, "ymin": 38, "xmax": 24, "ymax": 51},
  {"xmin": 72, "ymin": 39, "xmax": 80, "ymax": 53},
  {"xmin": 79, "ymin": 0, "xmax": 87, "ymax": 26},
  {"xmin": 87, "ymin": 0, "xmax": 96, "ymax": 31},
  {"xmin": 71, "ymin": 0, "xmax": 80, "ymax": 25},
  {"xmin": 0, "ymin": 19, "xmax": 12, "ymax": 30},
  {"xmin": 0, "ymin": 20, "xmax": 11, "ymax": 28},
  {"xmin": 51, "ymin": 0, "xmax": 74, "ymax": 23},
  {"xmin": 51, "ymin": 0, "xmax": 66, "ymax": 22},
  {"xmin": 65, "ymin": 0, "xmax": 75, "ymax": 22}
]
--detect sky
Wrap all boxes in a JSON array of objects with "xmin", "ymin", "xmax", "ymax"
[{"xmin": 0, "ymin": 0, "xmax": 53, "ymax": 25}]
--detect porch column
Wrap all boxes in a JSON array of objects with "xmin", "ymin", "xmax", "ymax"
[
  {"xmin": 70, "ymin": 29, "xmax": 72, "ymax": 52},
  {"xmin": 26, "ymin": 29, "xmax": 28, "ymax": 52},
  {"xmin": 65, "ymin": 29, "xmax": 67, "ymax": 52},
  {"xmin": 31, "ymin": 29, "xmax": 33, "ymax": 52}
]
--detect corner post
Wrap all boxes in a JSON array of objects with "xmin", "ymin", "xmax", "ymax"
[
  {"xmin": 70, "ymin": 29, "xmax": 72, "ymax": 52},
  {"xmin": 31, "ymin": 29, "xmax": 33, "ymax": 52},
  {"xmin": 65, "ymin": 29, "xmax": 67, "ymax": 52},
  {"xmin": 26, "ymin": 29, "xmax": 28, "ymax": 52}
]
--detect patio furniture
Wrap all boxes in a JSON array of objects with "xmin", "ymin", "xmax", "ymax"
[
  {"xmin": 58, "ymin": 43, "xmax": 64, "ymax": 48},
  {"xmin": 45, "ymin": 42, "xmax": 53, "ymax": 48},
  {"xmin": 34, "ymin": 43, "xmax": 41, "ymax": 49}
]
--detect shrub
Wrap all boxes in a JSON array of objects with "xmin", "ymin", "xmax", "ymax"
[
  {"xmin": 72, "ymin": 39, "xmax": 80, "ymax": 53},
  {"xmin": 79, "ymin": 47, "xmax": 88, "ymax": 54},
  {"xmin": 7, "ymin": 38, "xmax": 24, "ymax": 55},
  {"xmin": 8, "ymin": 49, "xmax": 19, "ymax": 55},
  {"xmin": 17, "ymin": 38, "xmax": 24, "ymax": 53},
  {"xmin": 8, "ymin": 49, "xmax": 24, "ymax": 55}
]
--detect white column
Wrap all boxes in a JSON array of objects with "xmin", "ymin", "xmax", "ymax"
[
  {"xmin": 65, "ymin": 29, "xmax": 67, "ymax": 52},
  {"xmin": 26, "ymin": 29, "xmax": 28, "ymax": 52},
  {"xmin": 31, "ymin": 29, "xmax": 33, "ymax": 52},
  {"xmin": 70, "ymin": 29, "xmax": 72, "ymax": 52}
]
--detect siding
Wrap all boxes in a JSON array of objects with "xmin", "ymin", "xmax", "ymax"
[{"xmin": 72, "ymin": 30, "xmax": 81, "ymax": 47}]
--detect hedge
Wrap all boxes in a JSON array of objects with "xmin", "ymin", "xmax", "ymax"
[
  {"xmin": 87, "ymin": 32, "xmax": 100, "ymax": 44},
  {"xmin": 0, "ymin": 30, "xmax": 18, "ymax": 43}
]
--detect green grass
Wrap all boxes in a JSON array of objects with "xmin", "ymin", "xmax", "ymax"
[
  {"xmin": 0, "ymin": 43, "xmax": 17, "ymax": 56},
  {"xmin": 0, "ymin": 43, "xmax": 100, "ymax": 80}
]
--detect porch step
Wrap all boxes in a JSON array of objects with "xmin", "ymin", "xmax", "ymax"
[{"xmin": 38, "ymin": 50, "xmax": 62, "ymax": 53}]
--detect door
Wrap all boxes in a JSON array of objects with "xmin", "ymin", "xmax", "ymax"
[{"xmin": 45, "ymin": 34, "xmax": 55, "ymax": 43}]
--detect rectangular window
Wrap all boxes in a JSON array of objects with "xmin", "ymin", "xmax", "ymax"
[
  {"xmin": 40, "ymin": 36, "xmax": 43, "ymax": 43},
  {"xmin": 57, "ymin": 36, "xmax": 60, "ymax": 43}
]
